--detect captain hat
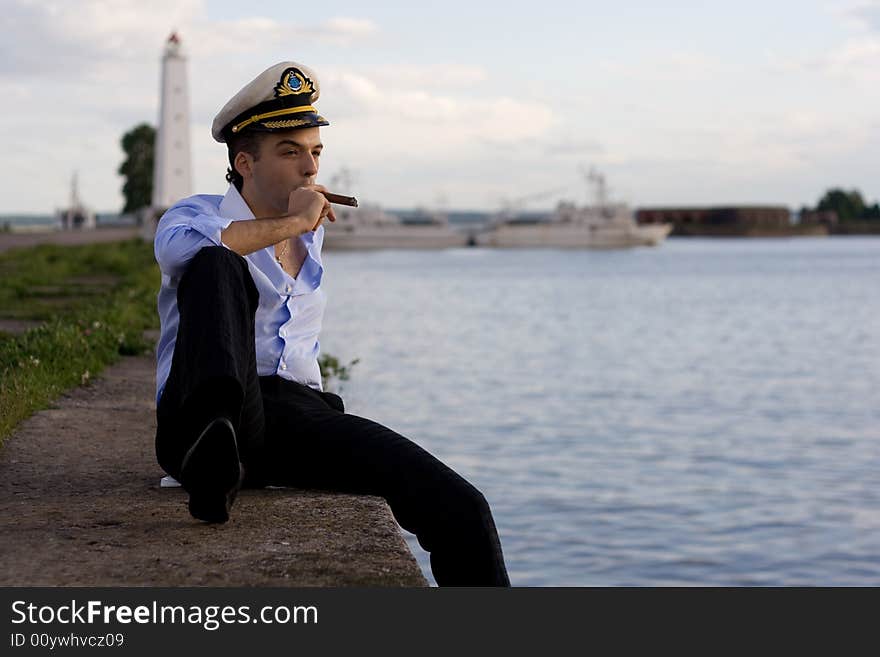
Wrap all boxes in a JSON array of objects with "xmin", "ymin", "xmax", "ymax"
[{"xmin": 212, "ymin": 61, "xmax": 329, "ymax": 143}]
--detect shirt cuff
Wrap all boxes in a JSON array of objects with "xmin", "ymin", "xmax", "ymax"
[{"xmin": 189, "ymin": 213, "xmax": 235, "ymax": 247}]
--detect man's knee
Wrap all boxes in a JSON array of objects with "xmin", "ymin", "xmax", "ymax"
[
  {"xmin": 179, "ymin": 246, "xmax": 256, "ymax": 303},
  {"xmin": 462, "ymin": 485, "xmax": 492, "ymax": 521},
  {"xmin": 319, "ymin": 391, "xmax": 345, "ymax": 413},
  {"xmin": 435, "ymin": 477, "xmax": 493, "ymax": 527},
  {"xmin": 189, "ymin": 246, "xmax": 246, "ymax": 273}
]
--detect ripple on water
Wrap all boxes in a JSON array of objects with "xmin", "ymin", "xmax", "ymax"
[{"xmin": 323, "ymin": 239, "xmax": 880, "ymax": 585}]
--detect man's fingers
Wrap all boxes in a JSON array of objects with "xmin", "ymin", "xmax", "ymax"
[{"xmin": 288, "ymin": 186, "xmax": 330, "ymax": 224}]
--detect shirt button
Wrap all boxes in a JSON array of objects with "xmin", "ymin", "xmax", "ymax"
[
  {"xmin": 280, "ymin": 362, "xmax": 287, "ymax": 370},
  {"xmin": 285, "ymin": 284, "xmax": 292, "ymax": 294}
]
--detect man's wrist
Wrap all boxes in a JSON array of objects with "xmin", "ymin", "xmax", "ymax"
[{"xmin": 279, "ymin": 213, "xmax": 305, "ymax": 237}]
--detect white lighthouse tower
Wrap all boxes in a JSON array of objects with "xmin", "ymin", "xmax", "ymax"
[{"xmin": 152, "ymin": 32, "xmax": 192, "ymax": 212}]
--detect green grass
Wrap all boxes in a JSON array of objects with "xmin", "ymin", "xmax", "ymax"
[
  {"xmin": 0, "ymin": 239, "xmax": 159, "ymax": 444},
  {"xmin": 0, "ymin": 238, "xmax": 359, "ymax": 445},
  {"xmin": 0, "ymin": 239, "xmax": 358, "ymax": 445}
]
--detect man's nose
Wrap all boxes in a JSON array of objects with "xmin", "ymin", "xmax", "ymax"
[{"xmin": 301, "ymin": 153, "xmax": 318, "ymax": 176}]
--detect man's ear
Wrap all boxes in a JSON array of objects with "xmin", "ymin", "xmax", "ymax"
[{"xmin": 234, "ymin": 151, "xmax": 253, "ymax": 180}]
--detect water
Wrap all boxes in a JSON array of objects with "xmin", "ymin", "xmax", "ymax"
[
  {"xmin": 0, "ymin": 215, "xmax": 54, "ymax": 233},
  {"xmin": 0, "ymin": 214, "xmax": 133, "ymax": 230},
  {"xmin": 319, "ymin": 237, "xmax": 880, "ymax": 586}
]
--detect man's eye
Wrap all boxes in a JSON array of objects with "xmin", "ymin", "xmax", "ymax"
[{"xmin": 285, "ymin": 150, "xmax": 298, "ymax": 156}]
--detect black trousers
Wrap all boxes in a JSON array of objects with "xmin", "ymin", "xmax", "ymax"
[{"xmin": 156, "ymin": 247, "xmax": 510, "ymax": 586}]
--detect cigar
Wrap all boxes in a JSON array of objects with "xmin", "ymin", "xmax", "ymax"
[{"xmin": 322, "ymin": 192, "xmax": 358, "ymax": 207}]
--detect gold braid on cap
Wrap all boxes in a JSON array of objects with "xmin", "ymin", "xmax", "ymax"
[
  {"xmin": 231, "ymin": 106, "xmax": 318, "ymax": 133},
  {"xmin": 261, "ymin": 118, "xmax": 313, "ymax": 129}
]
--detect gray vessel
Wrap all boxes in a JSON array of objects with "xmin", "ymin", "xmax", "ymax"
[{"xmin": 481, "ymin": 169, "xmax": 671, "ymax": 249}]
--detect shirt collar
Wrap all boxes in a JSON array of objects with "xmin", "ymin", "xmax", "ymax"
[
  {"xmin": 217, "ymin": 184, "xmax": 322, "ymax": 276},
  {"xmin": 219, "ymin": 185, "xmax": 255, "ymax": 221}
]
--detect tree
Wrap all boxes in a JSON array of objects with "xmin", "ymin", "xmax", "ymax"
[
  {"xmin": 118, "ymin": 123, "xmax": 155, "ymax": 213},
  {"xmin": 816, "ymin": 188, "xmax": 867, "ymax": 223}
]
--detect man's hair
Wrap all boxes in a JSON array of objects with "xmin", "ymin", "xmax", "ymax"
[{"xmin": 225, "ymin": 130, "xmax": 265, "ymax": 191}]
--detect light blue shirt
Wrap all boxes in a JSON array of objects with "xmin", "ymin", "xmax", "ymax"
[{"xmin": 154, "ymin": 185, "xmax": 326, "ymax": 402}]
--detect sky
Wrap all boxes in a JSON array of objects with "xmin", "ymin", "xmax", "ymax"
[{"xmin": 2, "ymin": 0, "xmax": 878, "ymax": 213}]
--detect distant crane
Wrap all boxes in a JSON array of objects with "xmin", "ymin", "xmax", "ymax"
[
  {"xmin": 58, "ymin": 171, "xmax": 95, "ymax": 230},
  {"xmin": 580, "ymin": 165, "xmax": 636, "ymax": 209},
  {"xmin": 578, "ymin": 164, "xmax": 610, "ymax": 208},
  {"xmin": 499, "ymin": 186, "xmax": 569, "ymax": 215},
  {"xmin": 329, "ymin": 167, "xmax": 356, "ymax": 195}
]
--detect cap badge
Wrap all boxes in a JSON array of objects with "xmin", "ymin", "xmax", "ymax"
[{"xmin": 274, "ymin": 67, "xmax": 314, "ymax": 98}]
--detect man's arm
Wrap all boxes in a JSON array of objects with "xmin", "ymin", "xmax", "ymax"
[{"xmin": 221, "ymin": 186, "xmax": 335, "ymax": 256}]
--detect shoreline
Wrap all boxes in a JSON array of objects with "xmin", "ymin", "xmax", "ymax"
[{"xmin": 0, "ymin": 225, "xmax": 145, "ymax": 254}]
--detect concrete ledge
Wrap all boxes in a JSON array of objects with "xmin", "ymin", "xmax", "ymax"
[{"xmin": 0, "ymin": 355, "xmax": 427, "ymax": 587}]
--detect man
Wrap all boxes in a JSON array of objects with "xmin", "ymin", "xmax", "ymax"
[{"xmin": 153, "ymin": 61, "xmax": 510, "ymax": 586}]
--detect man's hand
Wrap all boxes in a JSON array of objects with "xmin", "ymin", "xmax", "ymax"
[
  {"xmin": 221, "ymin": 184, "xmax": 338, "ymax": 256},
  {"xmin": 288, "ymin": 185, "xmax": 337, "ymax": 234}
]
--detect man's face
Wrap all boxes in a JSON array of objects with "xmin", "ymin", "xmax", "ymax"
[{"xmin": 245, "ymin": 127, "xmax": 323, "ymax": 215}]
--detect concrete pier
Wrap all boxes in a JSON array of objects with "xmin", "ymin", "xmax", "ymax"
[{"xmin": 0, "ymin": 354, "xmax": 427, "ymax": 587}]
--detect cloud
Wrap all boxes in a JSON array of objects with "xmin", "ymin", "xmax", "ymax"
[
  {"xmin": 841, "ymin": 0, "xmax": 880, "ymax": 31},
  {"xmin": 321, "ymin": 17, "xmax": 379, "ymax": 40},
  {"xmin": 611, "ymin": 106, "xmax": 875, "ymax": 183},
  {"xmin": 1, "ymin": 2, "xmax": 378, "ymax": 79},
  {"xmin": 0, "ymin": 0, "xmax": 203, "ymax": 76},
  {"xmin": 370, "ymin": 64, "xmax": 489, "ymax": 88},
  {"xmin": 768, "ymin": 35, "xmax": 880, "ymax": 83},
  {"xmin": 823, "ymin": 36, "xmax": 880, "ymax": 79},
  {"xmin": 597, "ymin": 51, "xmax": 725, "ymax": 82},
  {"xmin": 823, "ymin": 2, "xmax": 880, "ymax": 82},
  {"xmin": 541, "ymin": 136, "xmax": 604, "ymax": 157},
  {"xmin": 0, "ymin": 1, "xmax": 382, "ymax": 212},
  {"xmin": 304, "ymin": 67, "xmax": 566, "ymax": 207},
  {"xmin": 184, "ymin": 16, "xmax": 379, "ymax": 57},
  {"xmin": 323, "ymin": 70, "xmax": 555, "ymax": 145}
]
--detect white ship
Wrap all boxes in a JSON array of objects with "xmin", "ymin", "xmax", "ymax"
[
  {"xmin": 323, "ymin": 204, "xmax": 469, "ymax": 250},
  {"xmin": 480, "ymin": 169, "xmax": 671, "ymax": 249},
  {"xmin": 321, "ymin": 169, "xmax": 468, "ymax": 250}
]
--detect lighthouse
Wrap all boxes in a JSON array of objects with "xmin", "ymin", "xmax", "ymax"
[{"xmin": 152, "ymin": 32, "xmax": 192, "ymax": 212}]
